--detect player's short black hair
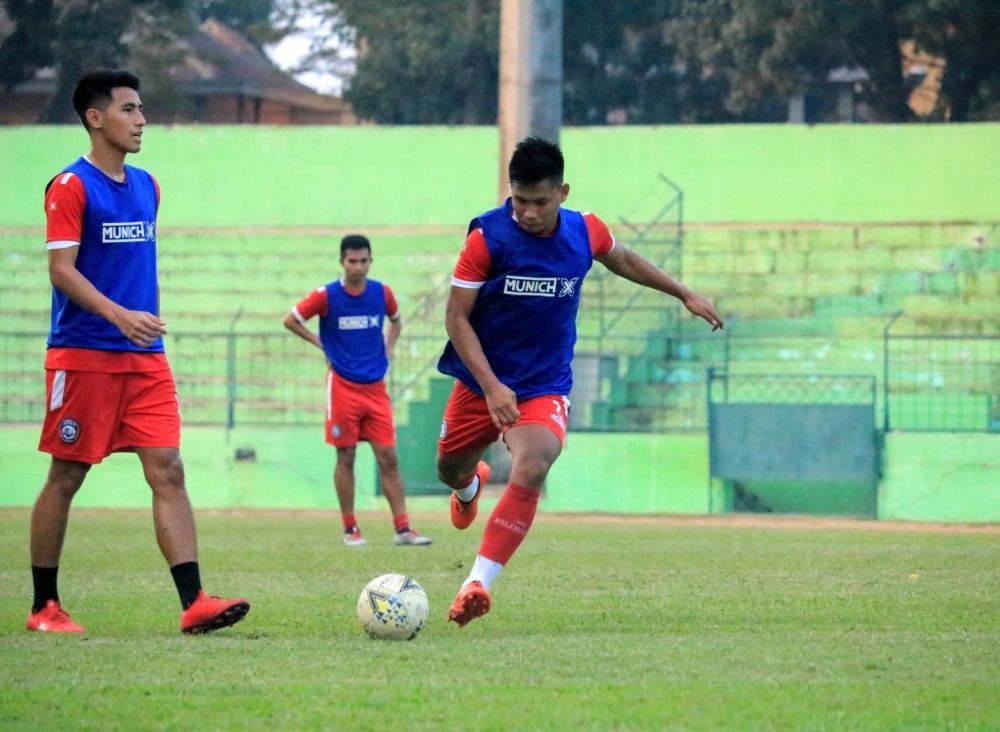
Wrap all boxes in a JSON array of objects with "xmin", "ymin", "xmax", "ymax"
[
  {"xmin": 340, "ymin": 234, "xmax": 371, "ymax": 257},
  {"xmin": 509, "ymin": 136, "xmax": 564, "ymax": 186},
  {"xmin": 72, "ymin": 69, "xmax": 141, "ymax": 130}
]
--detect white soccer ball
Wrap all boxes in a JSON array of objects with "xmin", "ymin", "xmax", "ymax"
[{"xmin": 356, "ymin": 573, "xmax": 429, "ymax": 641}]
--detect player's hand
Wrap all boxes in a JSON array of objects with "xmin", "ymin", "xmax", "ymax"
[
  {"xmin": 114, "ymin": 309, "xmax": 167, "ymax": 347},
  {"xmin": 683, "ymin": 293, "xmax": 724, "ymax": 331},
  {"xmin": 484, "ymin": 382, "xmax": 520, "ymax": 429}
]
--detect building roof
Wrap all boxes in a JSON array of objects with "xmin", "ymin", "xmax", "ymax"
[
  {"xmin": 0, "ymin": 15, "xmax": 346, "ymax": 115},
  {"xmin": 174, "ymin": 19, "xmax": 344, "ymax": 112}
]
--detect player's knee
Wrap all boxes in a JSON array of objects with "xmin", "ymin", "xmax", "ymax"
[
  {"xmin": 336, "ymin": 446, "xmax": 357, "ymax": 469},
  {"xmin": 435, "ymin": 457, "xmax": 456, "ymax": 484},
  {"xmin": 145, "ymin": 452, "xmax": 186, "ymax": 493},
  {"xmin": 45, "ymin": 461, "xmax": 90, "ymax": 499},
  {"xmin": 513, "ymin": 454, "xmax": 554, "ymax": 487},
  {"xmin": 374, "ymin": 447, "xmax": 399, "ymax": 471},
  {"xmin": 436, "ymin": 456, "xmax": 470, "ymax": 487}
]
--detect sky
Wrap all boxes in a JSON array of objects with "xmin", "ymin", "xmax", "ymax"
[{"xmin": 264, "ymin": 11, "xmax": 350, "ymax": 96}]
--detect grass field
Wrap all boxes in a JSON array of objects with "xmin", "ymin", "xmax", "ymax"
[{"xmin": 1, "ymin": 509, "xmax": 997, "ymax": 730}]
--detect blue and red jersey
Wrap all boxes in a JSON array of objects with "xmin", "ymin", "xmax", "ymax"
[
  {"xmin": 437, "ymin": 199, "xmax": 616, "ymax": 399},
  {"xmin": 292, "ymin": 280, "xmax": 399, "ymax": 384},
  {"xmin": 44, "ymin": 156, "xmax": 167, "ymax": 373}
]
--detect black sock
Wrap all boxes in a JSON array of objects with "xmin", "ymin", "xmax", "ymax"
[
  {"xmin": 31, "ymin": 565, "xmax": 59, "ymax": 613},
  {"xmin": 170, "ymin": 561, "xmax": 202, "ymax": 609}
]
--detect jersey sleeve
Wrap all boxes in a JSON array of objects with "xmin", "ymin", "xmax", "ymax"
[
  {"xmin": 292, "ymin": 287, "xmax": 328, "ymax": 323},
  {"xmin": 383, "ymin": 284, "xmax": 400, "ymax": 320},
  {"xmin": 451, "ymin": 228, "xmax": 492, "ymax": 287},
  {"xmin": 45, "ymin": 173, "xmax": 87, "ymax": 250},
  {"xmin": 583, "ymin": 212, "xmax": 616, "ymax": 257}
]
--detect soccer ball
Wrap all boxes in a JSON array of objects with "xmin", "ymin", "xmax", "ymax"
[{"xmin": 356, "ymin": 573, "xmax": 429, "ymax": 641}]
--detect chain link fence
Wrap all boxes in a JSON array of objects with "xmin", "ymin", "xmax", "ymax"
[{"xmin": 884, "ymin": 333, "xmax": 999, "ymax": 431}]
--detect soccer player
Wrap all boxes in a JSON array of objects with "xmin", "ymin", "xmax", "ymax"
[
  {"xmin": 283, "ymin": 235, "xmax": 432, "ymax": 547},
  {"xmin": 28, "ymin": 70, "xmax": 249, "ymax": 634},
  {"xmin": 437, "ymin": 137, "xmax": 723, "ymax": 626}
]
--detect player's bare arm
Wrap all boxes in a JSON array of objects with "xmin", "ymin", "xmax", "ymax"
[
  {"xmin": 385, "ymin": 316, "xmax": 402, "ymax": 361},
  {"xmin": 282, "ymin": 311, "xmax": 323, "ymax": 351},
  {"xmin": 445, "ymin": 285, "xmax": 520, "ymax": 428},
  {"xmin": 48, "ymin": 247, "xmax": 166, "ymax": 347},
  {"xmin": 596, "ymin": 244, "xmax": 723, "ymax": 331}
]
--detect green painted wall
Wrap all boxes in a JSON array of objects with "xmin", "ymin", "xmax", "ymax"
[
  {"xmin": 2, "ymin": 426, "xmax": 995, "ymax": 522},
  {"xmin": 2, "ymin": 124, "xmax": 998, "ymax": 227},
  {"xmin": 0, "ymin": 425, "xmax": 377, "ymax": 511},
  {"xmin": 879, "ymin": 432, "xmax": 1000, "ymax": 522},
  {"xmin": 544, "ymin": 432, "xmax": 711, "ymax": 513}
]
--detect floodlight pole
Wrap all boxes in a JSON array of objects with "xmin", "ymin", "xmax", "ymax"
[{"xmin": 497, "ymin": 0, "xmax": 563, "ymax": 202}]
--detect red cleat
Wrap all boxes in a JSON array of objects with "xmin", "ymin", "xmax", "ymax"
[
  {"xmin": 450, "ymin": 460, "xmax": 491, "ymax": 530},
  {"xmin": 26, "ymin": 600, "xmax": 86, "ymax": 633},
  {"xmin": 180, "ymin": 591, "xmax": 250, "ymax": 634},
  {"xmin": 447, "ymin": 580, "xmax": 492, "ymax": 627}
]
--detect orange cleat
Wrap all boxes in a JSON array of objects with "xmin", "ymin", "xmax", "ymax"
[
  {"xmin": 180, "ymin": 591, "xmax": 250, "ymax": 634},
  {"xmin": 447, "ymin": 580, "xmax": 492, "ymax": 627},
  {"xmin": 450, "ymin": 460, "xmax": 490, "ymax": 530},
  {"xmin": 26, "ymin": 600, "xmax": 86, "ymax": 633}
]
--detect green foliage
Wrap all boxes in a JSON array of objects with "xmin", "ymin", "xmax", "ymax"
[
  {"xmin": 9, "ymin": 0, "xmax": 194, "ymax": 123},
  {"xmin": 905, "ymin": 0, "xmax": 1000, "ymax": 121},
  {"xmin": 311, "ymin": 0, "xmax": 500, "ymax": 124},
  {"xmin": 0, "ymin": 0, "xmax": 289, "ymax": 120},
  {"xmin": 309, "ymin": 0, "xmax": 1000, "ymax": 124},
  {"xmin": 196, "ymin": 0, "xmax": 283, "ymax": 47},
  {"xmin": 1, "ymin": 509, "xmax": 998, "ymax": 728},
  {"xmin": 0, "ymin": 0, "xmax": 55, "ymax": 94}
]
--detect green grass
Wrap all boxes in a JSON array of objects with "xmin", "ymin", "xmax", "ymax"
[{"xmin": 1, "ymin": 509, "xmax": 997, "ymax": 730}]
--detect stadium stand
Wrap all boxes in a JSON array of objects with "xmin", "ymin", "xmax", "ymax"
[
  {"xmin": 2, "ymin": 223, "xmax": 996, "ymax": 431},
  {"xmin": 580, "ymin": 223, "xmax": 998, "ymax": 431}
]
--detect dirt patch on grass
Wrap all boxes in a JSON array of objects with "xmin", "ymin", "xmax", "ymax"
[
  {"xmin": 4, "ymin": 506, "xmax": 992, "ymax": 534},
  {"xmin": 208, "ymin": 507, "xmax": 997, "ymax": 535},
  {"xmin": 530, "ymin": 512, "xmax": 999, "ymax": 534}
]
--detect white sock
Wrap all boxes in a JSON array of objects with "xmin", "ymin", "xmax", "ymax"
[
  {"xmin": 465, "ymin": 554, "xmax": 503, "ymax": 590},
  {"xmin": 453, "ymin": 473, "xmax": 480, "ymax": 503}
]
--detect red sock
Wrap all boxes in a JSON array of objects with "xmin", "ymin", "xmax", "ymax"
[
  {"xmin": 342, "ymin": 513, "xmax": 357, "ymax": 532},
  {"xmin": 479, "ymin": 482, "xmax": 540, "ymax": 565},
  {"xmin": 393, "ymin": 513, "xmax": 410, "ymax": 532}
]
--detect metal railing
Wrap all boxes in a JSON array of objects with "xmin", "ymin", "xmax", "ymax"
[
  {"xmin": 883, "ymin": 328, "xmax": 999, "ymax": 432},
  {"xmin": 4, "ymin": 328, "xmax": 997, "ymax": 434}
]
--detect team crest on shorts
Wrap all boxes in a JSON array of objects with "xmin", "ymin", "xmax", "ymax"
[
  {"xmin": 331, "ymin": 424, "xmax": 342, "ymax": 439},
  {"xmin": 58, "ymin": 418, "xmax": 81, "ymax": 444}
]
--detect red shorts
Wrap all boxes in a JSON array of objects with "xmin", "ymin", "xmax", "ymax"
[
  {"xmin": 38, "ymin": 368, "xmax": 181, "ymax": 464},
  {"xmin": 438, "ymin": 381, "xmax": 570, "ymax": 456},
  {"xmin": 326, "ymin": 371, "xmax": 396, "ymax": 447}
]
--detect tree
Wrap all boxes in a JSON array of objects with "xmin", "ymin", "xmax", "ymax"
[
  {"xmin": 666, "ymin": 0, "xmax": 917, "ymax": 123},
  {"xmin": 305, "ymin": 0, "xmax": 499, "ymax": 124},
  {"xmin": 39, "ymin": 0, "xmax": 193, "ymax": 123},
  {"xmin": 905, "ymin": 0, "xmax": 1000, "ymax": 121},
  {"xmin": 0, "ymin": 0, "xmax": 55, "ymax": 94},
  {"xmin": 2, "ymin": 0, "xmax": 300, "ymax": 122},
  {"xmin": 196, "ymin": 0, "xmax": 283, "ymax": 48},
  {"xmin": 1, "ymin": 0, "xmax": 198, "ymax": 121},
  {"xmin": 290, "ymin": 0, "xmax": 1000, "ymax": 125}
]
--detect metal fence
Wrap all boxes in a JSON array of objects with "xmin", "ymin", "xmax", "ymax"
[
  {"xmin": 884, "ymin": 332, "xmax": 999, "ymax": 432},
  {"xmin": 0, "ymin": 330, "xmax": 328, "ymax": 427},
  {"xmin": 3, "ymin": 330, "xmax": 998, "ymax": 434},
  {"xmin": 707, "ymin": 370, "xmax": 878, "ymax": 408},
  {"xmin": 3, "ymin": 177, "xmax": 996, "ymax": 434}
]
